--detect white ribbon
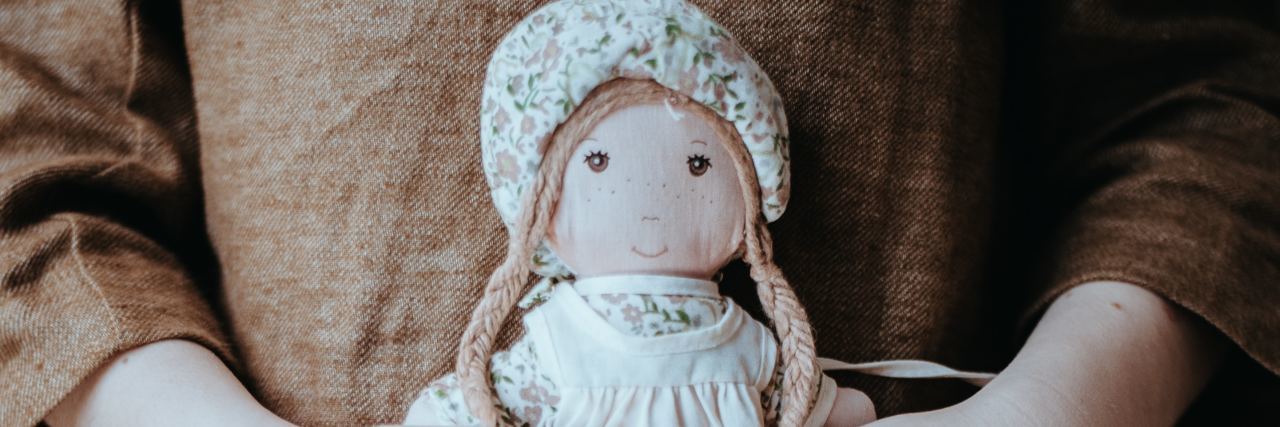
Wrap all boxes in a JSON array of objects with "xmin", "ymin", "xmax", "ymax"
[{"xmin": 818, "ymin": 357, "xmax": 997, "ymax": 387}]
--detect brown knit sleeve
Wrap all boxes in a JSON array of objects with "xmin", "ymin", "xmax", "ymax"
[
  {"xmin": 0, "ymin": 1, "xmax": 231, "ymax": 425},
  {"xmin": 1006, "ymin": 1, "xmax": 1280, "ymax": 374}
]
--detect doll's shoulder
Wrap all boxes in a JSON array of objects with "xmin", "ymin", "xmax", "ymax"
[{"xmin": 517, "ymin": 277, "xmax": 561, "ymax": 310}]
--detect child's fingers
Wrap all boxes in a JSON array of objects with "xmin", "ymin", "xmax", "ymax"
[{"xmin": 824, "ymin": 387, "xmax": 877, "ymax": 426}]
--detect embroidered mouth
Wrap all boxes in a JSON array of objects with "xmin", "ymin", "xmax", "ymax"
[{"xmin": 630, "ymin": 245, "xmax": 669, "ymax": 258}]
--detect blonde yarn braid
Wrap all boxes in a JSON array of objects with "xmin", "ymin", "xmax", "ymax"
[
  {"xmin": 717, "ymin": 101, "xmax": 820, "ymax": 427},
  {"xmin": 457, "ymin": 79, "xmax": 817, "ymax": 426},
  {"xmin": 743, "ymin": 224, "xmax": 820, "ymax": 427}
]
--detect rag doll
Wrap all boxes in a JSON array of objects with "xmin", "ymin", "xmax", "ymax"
[{"xmin": 404, "ymin": 1, "xmax": 992, "ymax": 426}]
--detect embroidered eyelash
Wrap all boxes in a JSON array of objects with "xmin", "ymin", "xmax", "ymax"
[
  {"xmin": 687, "ymin": 154, "xmax": 711, "ymax": 176},
  {"xmin": 585, "ymin": 150, "xmax": 610, "ymax": 172}
]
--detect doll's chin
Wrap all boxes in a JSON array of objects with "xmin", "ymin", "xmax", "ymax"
[
  {"xmin": 554, "ymin": 246, "xmax": 725, "ymax": 279},
  {"xmin": 568, "ymin": 259, "xmax": 716, "ymax": 279}
]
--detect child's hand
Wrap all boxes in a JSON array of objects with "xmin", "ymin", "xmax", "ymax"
[
  {"xmin": 824, "ymin": 387, "xmax": 877, "ymax": 426},
  {"xmin": 867, "ymin": 281, "xmax": 1223, "ymax": 426},
  {"xmin": 44, "ymin": 340, "xmax": 293, "ymax": 427}
]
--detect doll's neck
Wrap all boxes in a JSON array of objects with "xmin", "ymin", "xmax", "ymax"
[{"xmin": 573, "ymin": 274, "xmax": 721, "ymax": 298}]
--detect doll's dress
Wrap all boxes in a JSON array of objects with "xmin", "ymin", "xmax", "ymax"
[{"xmin": 403, "ymin": 274, "xmax": 794, "ymax": 427}]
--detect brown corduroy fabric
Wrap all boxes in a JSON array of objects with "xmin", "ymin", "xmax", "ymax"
[{"xmin": 1, "ymin": 1, "xmax": 1276, "ymax": 426}]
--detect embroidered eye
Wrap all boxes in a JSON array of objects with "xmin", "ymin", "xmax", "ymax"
[
  {"xmin": 687, "ymin": 154, "xmax": 711, "ymax": 176},
  {"xmin": 584, "ymin": 150, "xmax": 610, "ymax": 173}
]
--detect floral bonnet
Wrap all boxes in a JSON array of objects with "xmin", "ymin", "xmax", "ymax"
[{"xmin": 480, "ymin": 0, "xmax": 790, "ymax": 277}]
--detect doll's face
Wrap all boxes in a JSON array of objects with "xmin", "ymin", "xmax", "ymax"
[{"xmin": 548, "ymin": 102, "xmax": 745, "ymax": 279}]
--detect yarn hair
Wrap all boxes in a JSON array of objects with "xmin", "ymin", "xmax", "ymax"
[{"xmin": 457, "ymin": 78, "xmax": 818, "ymax": 426}]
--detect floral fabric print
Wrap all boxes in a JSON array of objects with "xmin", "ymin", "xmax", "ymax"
[
  {"xmin": 589, "ymin": 292, "xmax": 725, "ymax": 336},
  {"xmin": 479, "ymin": 0, "xmax": 791, "ymax": 277},
  {"xmin": 416, "ymin": 338, "xmax": 559, "ymax": 426},
  {"xmin": 414, "ymin": 290, "xmax": 782, "ymax": 426}
]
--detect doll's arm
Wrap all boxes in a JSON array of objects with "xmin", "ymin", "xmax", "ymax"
[
  {"xmin": 760, "ymin": 356, "xmax": 784, "ymax": 424},
  {"xmin": 404, "ymin": 337, "xmax": 560, "ymax": 425},
  {"xmin": 868, "ymin": 281, "xmax": 1224, "ymax": 426},
  {"xmin": 762, "ymin": 352, "xmax": 876, "ymax": 426}
]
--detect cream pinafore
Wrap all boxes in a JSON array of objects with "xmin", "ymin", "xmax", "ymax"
[{"xmin": 522, "ymin": 276, "xmax": 775, "ymax": 426}]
